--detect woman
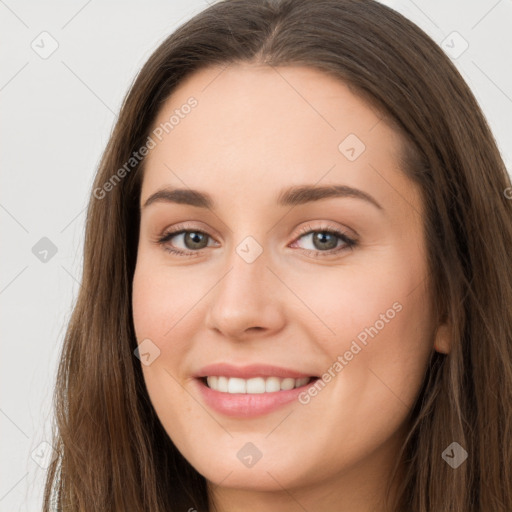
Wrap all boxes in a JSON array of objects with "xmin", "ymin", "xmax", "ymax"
[{"xmin": 43, "ymin": 0, "xmax": 512, "ymax": 510}]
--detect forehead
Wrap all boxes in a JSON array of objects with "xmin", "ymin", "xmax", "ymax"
[
  {"xmin": 147, "ymin": 63, "xmax": 392, "ymax": 157},
  {"xmin": 140, "ymin": 64, "xmax": 419, "ymax": 216}
]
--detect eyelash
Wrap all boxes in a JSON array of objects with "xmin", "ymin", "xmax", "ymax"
[{"xmin": 155, "ymin": 222, "xmax": 358, "ymax": 258}]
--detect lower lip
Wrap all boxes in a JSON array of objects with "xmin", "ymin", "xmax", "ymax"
[{"xmin": 194, "ymin": 377, "xmax": 318, "ymax": 418}]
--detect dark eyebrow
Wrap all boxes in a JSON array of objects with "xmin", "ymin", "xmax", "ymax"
[
  {"xmin": 277, "ymin": 184, "xmax": 383, "ymax": 210},
  {"xmin": 143, "ymin": 188, "xmax": 213, "ymax": 209},
  {"xmin": 142, "ymin": 184, "xmax": 383, "ymax": 211}
]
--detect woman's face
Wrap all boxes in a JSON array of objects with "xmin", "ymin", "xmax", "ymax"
[{"xmin": 132, "ymin": 64, "xmax": 443, "ymax": 507}]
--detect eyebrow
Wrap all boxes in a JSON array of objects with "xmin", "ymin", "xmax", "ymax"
[{"xmin": 142, "ymin": 184, "xmax": 383, "ymax": 211}]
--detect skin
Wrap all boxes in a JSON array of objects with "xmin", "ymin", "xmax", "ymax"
[{"xmin": 132, "ymin": 63, "xmax": 451, "ymax": 512}]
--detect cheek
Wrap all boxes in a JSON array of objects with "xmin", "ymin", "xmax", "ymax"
[
  {"xmin": 290, "ymin": 253, "xmax": 431, "ymax": 346},
  {"xmin": 132, "ymin": 268, "xmax": 169, "ymax": 342},
  {"xmin": 289, "ymin": 249, "xmax": 434, "ymax": 406},
  {"xmin": 285, "ymin": 267, "xmax": 433, "ymax": 471},
  {"xmin": 131, "ymin": 262, "xmax": 198, "ymax": 438},
  {"xmin": 132, "ymin": 258, "xmax": 205, "ymax": 343}
]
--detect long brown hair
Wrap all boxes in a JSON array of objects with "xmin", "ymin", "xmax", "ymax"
[{"xmin": 43, "ymin": 0, "xmax": 512, "ymax": 510}]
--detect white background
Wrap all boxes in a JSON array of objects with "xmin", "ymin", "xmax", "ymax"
[{"xmin": 1, "ymin": 0, "xmax": 511, "ymax": 510}]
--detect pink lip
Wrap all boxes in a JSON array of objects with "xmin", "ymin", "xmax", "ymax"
[
  {"xmin": 194, "ymin": 376, "xmax": 318, "ymax": 418},
  {"xmin": 194, "ymin": 362, "xmax": 315, "ymax": 379}
]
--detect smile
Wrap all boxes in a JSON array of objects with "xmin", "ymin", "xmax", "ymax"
[
  {"xmin": 195, "ymin": 375, "xmax": 319, "ymax": 418},
  {"xmin": 204, "ymin": 375, "xmax": 313, "ymax": 393}
]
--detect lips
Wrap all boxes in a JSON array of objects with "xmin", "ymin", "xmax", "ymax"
[
  {"xmin": 192, "ymin": 363, "xmax": 320, "ymax": 417},
  {"xmin": 194, "ymin": 362, "xmax": 318, "ymax": 380},
  {"xmin": 194, "ymin": 375, "xmax": 319, "ymax": 417}
]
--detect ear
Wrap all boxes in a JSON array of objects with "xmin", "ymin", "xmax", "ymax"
[{"xmin": 433, "ymin": 323, "xmax": 451, "ymax": 354}]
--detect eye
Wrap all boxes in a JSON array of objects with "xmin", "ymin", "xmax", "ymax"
[
  {"xmin": 156, "ymin": 225, "xmax": 218, "ymax": 256},
  {"xmin": 290, "ymin": 222, "xmax": 357, "ymax": 257},
  {"xmin": 155, "ymin": 221, "xmax": 358, "ymax": 258}
]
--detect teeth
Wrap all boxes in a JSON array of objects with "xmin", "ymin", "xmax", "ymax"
[{"xmin": 205, "ymin": 376, "xmax": 312, "ymax": 393}]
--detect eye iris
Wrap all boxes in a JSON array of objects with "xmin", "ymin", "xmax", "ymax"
[
  {"xmin": 185, "ymin": 231, "xmax": 208, "ymax": 250},
  {"xmin": 313, "ymin": 232, "xmax": 338, "ymax": 251}
]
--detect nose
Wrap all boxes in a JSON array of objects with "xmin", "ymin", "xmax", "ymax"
[{"xmin": 204, "ymin": 245, "xmax": 286, "ymax": 340}]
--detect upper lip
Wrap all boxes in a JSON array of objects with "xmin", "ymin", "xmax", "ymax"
[{"xmin": 195, "ymin": 363, "xmax": 317, "ymax": 379}]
